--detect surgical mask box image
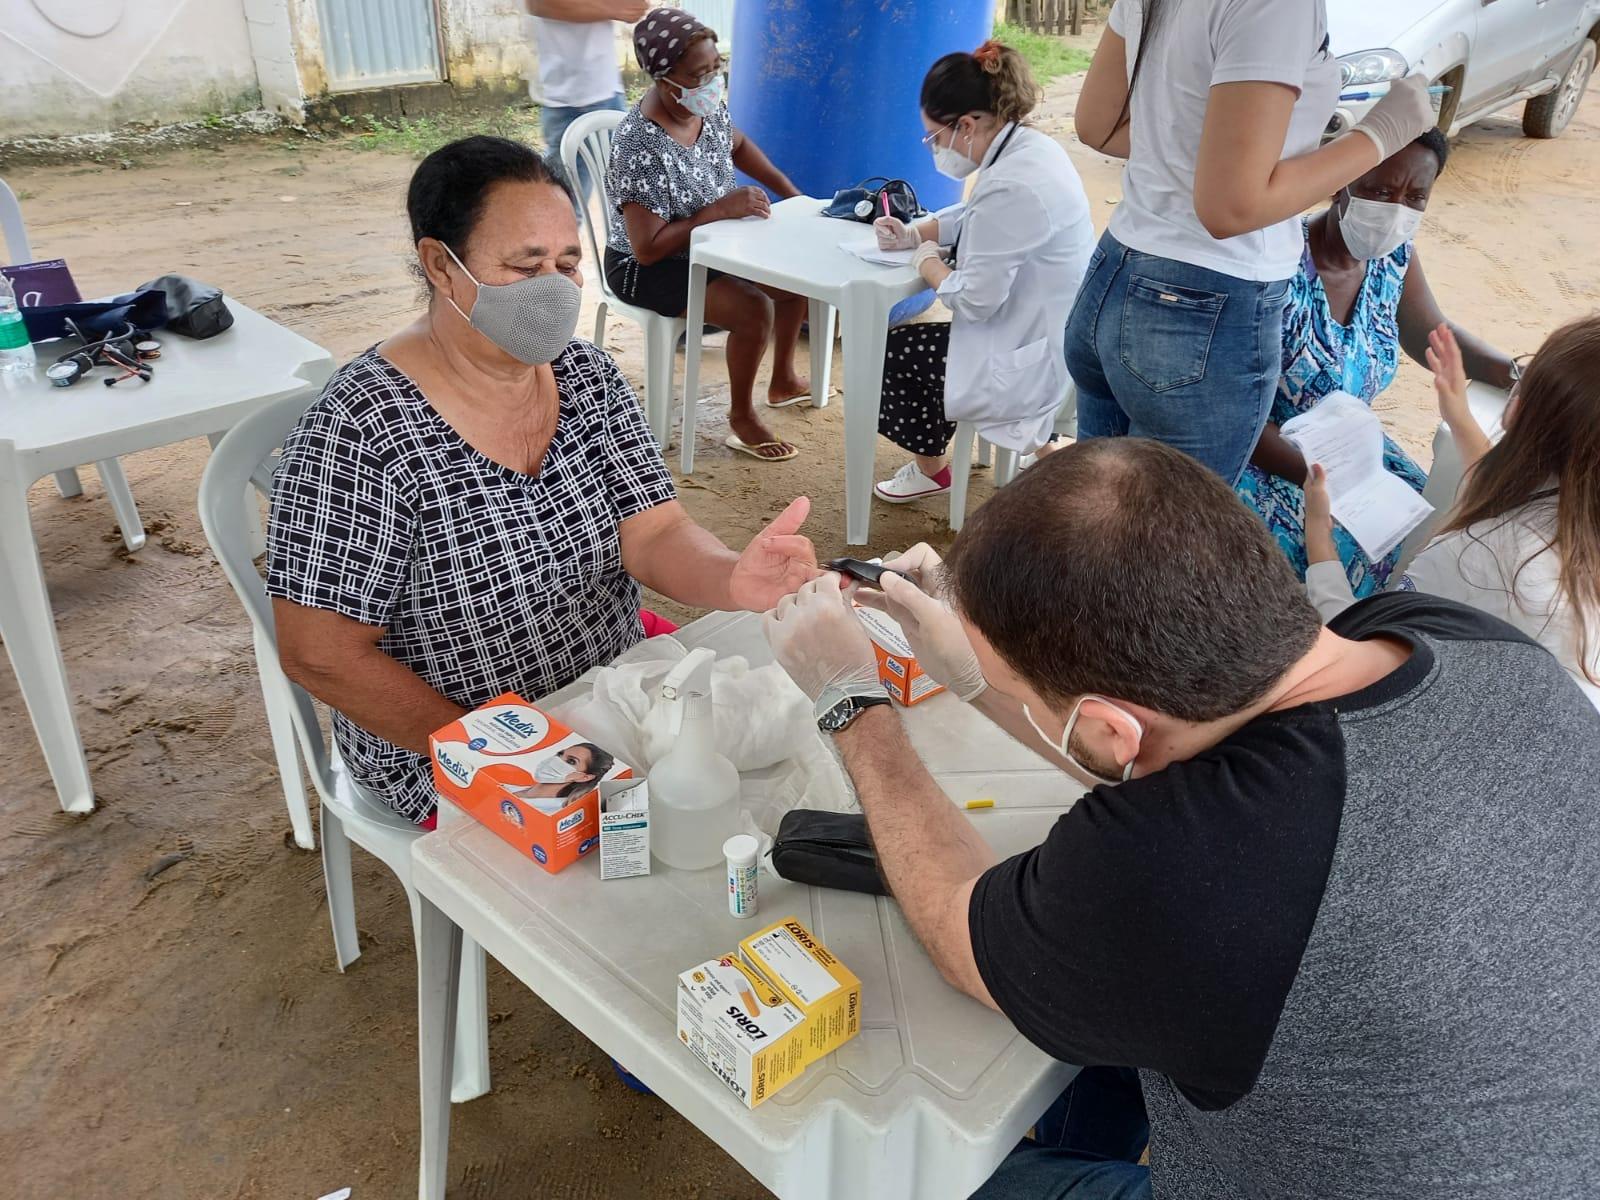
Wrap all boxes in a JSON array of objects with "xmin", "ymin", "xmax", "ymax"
[
  {"xmin": 598, "ymin": 778, "xmax": 651, "ymax": 881},
  {"xmin": 676, "ymin": 954, "xmax": 808, "ymax": 1108},
  {"xmin": 430, "ymin": 693, "xmax": 634, "ymax": 875},
  {"xmin": 854, "ymin": 605, "xmax": 946, "ymax": 706},
  {"xmin": 738, "ymin": 917, "xmax": 862, "ymax": 1067}
]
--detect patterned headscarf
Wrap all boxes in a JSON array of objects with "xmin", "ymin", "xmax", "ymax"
[{"xmin": 633, "ymin": 7, "xmax": 716, "ymax": 79}]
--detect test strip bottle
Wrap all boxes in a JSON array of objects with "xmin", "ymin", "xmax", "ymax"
[{"xmin": 724, "ymin": 835, "xmax": 759, "ymax": 919}]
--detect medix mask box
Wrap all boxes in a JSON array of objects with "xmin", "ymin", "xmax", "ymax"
[
  {"xmin": 739, "ymin": 917, "xmax": 861, "ymax": 1068},
  {"xmin": 853, "ymin": 605, "xmax": 946, "ymax": 706},
  {"xmin": 676, "ymin": 953, "xmax": 807, "ymax": 1108},
  {"xmin": 430, "ymin": 693, "xmax": 634, "ymax": 874}
]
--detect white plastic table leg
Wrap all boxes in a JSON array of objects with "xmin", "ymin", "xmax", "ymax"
[
  {"xmin": 94, "ymin": 458, "xmax": 145, "ymax": 552},
  {"xmin": 840, "ymin": 287, "xmax": 893, "ymax": 546},
  {"xmin": 256, "ymin": 641, "xmax": 315, "ymax": 850},
  {"xmin": 416, "ymin": 893, "xmax": 461, "ymax": 1200},
  {"xmin": 450, "ymin": 938, "xmax": 491, "ymax": 1103},
  {"xmin": 680, "ymin": 260, "xmax": 709, "ymax": 474},
  {"xmin": 53, "ymin": 468, "xmax": 84, "ymax": 498},
  {"xmin": 0, "ymin": 458, "xmax": 94, "ymax": 814},
  {"xmin": 948, "ymin": 424, "xmax": 977, "ymax": 533},
  {"xmin": 808, "ymin": 299, "xmax": 836, "ymax": 410},
  {"xmin": 643, "ymin": 318, "xmax": 678, "ymax": 450},
  {"xmin": 208, "ymin": 432, "xmax": 264, "ymax": 558}
]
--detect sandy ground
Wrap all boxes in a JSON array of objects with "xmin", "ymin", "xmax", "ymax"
[{"xmin": 2, "ymin": 74, "xmax": 1598, "ymax": 1200}]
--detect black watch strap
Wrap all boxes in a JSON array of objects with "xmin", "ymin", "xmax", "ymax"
[{"xmin": 818, "ymin": 693, "xmax": 891, "ymax": 734}]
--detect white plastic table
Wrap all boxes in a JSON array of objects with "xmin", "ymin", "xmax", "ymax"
[
  {"xmin": 0, "ymin": 302, "xmax": 334, "ymax": 813},
  {"xmin": 681, "ymin": 198, "xmax": 928, "ymax": 546},
  {"xmin": 412, "ymin": 610, "xmax": 1078, "ymax": 1200},
  {"xmin": 1395, "ymin": 380, "xmax": 1510, "ymax": 572}
]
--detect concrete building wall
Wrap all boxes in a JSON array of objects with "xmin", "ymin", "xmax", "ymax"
[{"xmin": 0, "ymin": 0, "xmax": 263, "ymax": 138}]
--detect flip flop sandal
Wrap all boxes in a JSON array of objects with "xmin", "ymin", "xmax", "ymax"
[
  {"xmin": 764, "ymin": 392, "xmax": 813, "ymax": 410},
  {"xmin": 724, "ymin": 434, "xmax": 798, "ymax": 462}
]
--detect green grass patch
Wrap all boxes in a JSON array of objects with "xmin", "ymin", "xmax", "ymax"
[
  {"xmin": 345, "ymin": 108, "xmax": 542, "ymax": 157},
  {"xmin": 993, "ymin": 22, "xmax": 1094, "ymax": 86}
]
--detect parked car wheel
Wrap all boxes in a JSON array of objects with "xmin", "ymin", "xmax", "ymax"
[{"xmin": 1524, "ymin": 37, "xmax": 1597, "ymax": 138}]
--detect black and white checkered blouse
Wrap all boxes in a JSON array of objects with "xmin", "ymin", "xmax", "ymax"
[
  {"xmin": 605, "ymin": 100, "xmax": 736, "ymax": 259},
  {"xmin": 265, "ymin": 341, "xmax": 677, "ymax": 823}
]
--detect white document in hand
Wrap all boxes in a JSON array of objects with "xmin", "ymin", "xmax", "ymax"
[{"xmin": 1280, "ymin": 391, "xmax": 1433, "ymax": 563}]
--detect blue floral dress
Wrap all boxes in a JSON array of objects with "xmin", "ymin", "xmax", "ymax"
[{"xmin": 1236, "ymin": 221, "xmax": 1428, "ymax": 596}]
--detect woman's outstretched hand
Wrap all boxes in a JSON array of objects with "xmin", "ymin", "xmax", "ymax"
[{"xmin": 728, "ymin": 496, "xmax": 823, "ymax": 612}]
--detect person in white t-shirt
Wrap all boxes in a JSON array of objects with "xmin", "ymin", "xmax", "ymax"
[
  {"xmin": 1067, "ymin": 0, "xmax": 1438, "ymax": 486},
  {"xmin": 1304, "ymin": 316, "xmax": 1600, "ymax": 712},
  {"xmin": 525, "ymin": 0, "xmax": 648, "ymax": 197}
]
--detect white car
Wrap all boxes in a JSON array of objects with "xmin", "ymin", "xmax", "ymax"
[{"xmin": 1327, "ymin": 0, "xmax": 1600, "ymax": 139}]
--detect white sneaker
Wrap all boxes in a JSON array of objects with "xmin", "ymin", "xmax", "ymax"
[{"xmin": 874, "ymin": 461, "xmax": 952, "ymax": 504}]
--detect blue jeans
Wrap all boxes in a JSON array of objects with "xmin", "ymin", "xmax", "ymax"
[
  {"xmin": 1065, "ymin": 231, "xmax": 1290, "ymax": 487},
  {"xmin": 972, "ymin": 1067, "xmax": 1152, "ymax": 1200},
  {"xmin": 540, "ymin": 93, "xmax": 627, "ymax": 201}
]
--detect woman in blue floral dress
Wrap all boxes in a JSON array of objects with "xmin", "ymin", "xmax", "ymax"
[{"xmin": 1237, "ymin": 130, "xmax": 1516, "ymax": 596}]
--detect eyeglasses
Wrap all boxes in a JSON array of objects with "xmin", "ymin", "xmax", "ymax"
[
  {"xmin": 667, "ymin": 56, "xmax": 725, "ymax": 88},
  {"xmin": 921, "ymin": 124, "xmax": 951, "ymax": 147},
  {"xmin": 1509, "ymin": 352, "xmax": 1534, "ymax": 391}
]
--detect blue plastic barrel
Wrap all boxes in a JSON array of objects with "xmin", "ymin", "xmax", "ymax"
[{"xmin": 728, "ymin": 0, "xmax": 996, "ymax": 213}]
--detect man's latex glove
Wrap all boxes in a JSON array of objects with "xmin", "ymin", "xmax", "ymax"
[
  {"xmin": 764, "ymin": 574, "xmax": 886, "ymax": 722},
  {"xmin": 856, "ymin": 544, "xmax": 988, "ymax": 702},
  {"xmin": 1351, "ymin": 75, "xmax": 1436, "ymax": 162},
  {"xmin": 874, "ymin": 216, "xmax": 921, "ymax": 252}
]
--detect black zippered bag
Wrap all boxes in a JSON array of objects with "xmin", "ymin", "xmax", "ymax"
[{"xmin": 769, "ymin": 810, "xmax": 889, "ymax": 897}]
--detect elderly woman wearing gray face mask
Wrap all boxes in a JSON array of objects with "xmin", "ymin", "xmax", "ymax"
[{"xmin": 265, "ymin": 136, "xmax": 825, "ymax": 828}]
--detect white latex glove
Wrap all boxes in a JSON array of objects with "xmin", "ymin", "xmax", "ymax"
[
  {"xmin": 912, "ymin": 239, "xmax": 945, "ymax": 273},
  {"xmin": 856, "ymin": 544, "xmax": 988, "ymax": 702},
  {"xmin": 764, "ymin": 574, "xmax": 886, "ymax": 722},
  {"xmin": 874, "ymin": 216, "xmax": 920, "ymax": 252},
  {"xmin": 1351, "ymin": 75, "xmax": 1436, "ymax": 162}
]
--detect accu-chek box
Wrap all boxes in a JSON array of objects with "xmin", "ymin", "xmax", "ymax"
[{"xmin": 430, "ymin": 693, "xmax": 634, "ymax": 875}]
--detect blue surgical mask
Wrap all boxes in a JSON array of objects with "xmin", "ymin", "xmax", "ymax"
[
  {"xmin": 1024, "ymin": 695, "xmax": 1142, "ymax": 786},
  {"xmin": 666, "ymin": 73, "xmax": 725, "ymax": 119}
]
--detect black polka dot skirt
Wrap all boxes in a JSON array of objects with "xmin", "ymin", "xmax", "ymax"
[{"xmin": 878, "ymin": 321, "xmax": 955, "ymax": 457}]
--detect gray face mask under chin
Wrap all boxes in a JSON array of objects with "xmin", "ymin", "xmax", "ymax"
[{"xmin": 441, "ymin": 243, "xmax": 582, "ymax": 365}]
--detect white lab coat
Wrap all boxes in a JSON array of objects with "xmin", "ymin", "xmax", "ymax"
[{"xmin": 933, "ymin": 123, "xmax": 1095, "ymax": 452}]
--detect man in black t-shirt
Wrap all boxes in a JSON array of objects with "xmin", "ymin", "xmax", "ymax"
[{"xmin": 764, "ymin": 438, "xmax": 1600, "ymax": 1200}]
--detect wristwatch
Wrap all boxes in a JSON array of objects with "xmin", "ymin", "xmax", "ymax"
[{"xmin": 817, "ymin": 693, "xmax": 891, "ymax": 735}]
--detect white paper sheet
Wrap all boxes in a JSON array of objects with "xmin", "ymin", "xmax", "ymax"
[
  {"xmin": 1280, "ymin": 391, "xmax": 1433, "ymax": 563},
  {"xmin": 838, "ymin": 239, "xmax": 915, "ymax": 268}
]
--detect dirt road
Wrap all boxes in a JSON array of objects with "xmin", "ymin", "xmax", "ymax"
[{"xmin": 2, "ymin": 78, "xmax": 1597, "ymax": 1199}]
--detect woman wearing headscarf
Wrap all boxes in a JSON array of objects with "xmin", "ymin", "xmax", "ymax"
[{"xmin": 605, "ymin": 7, "xmax": 809, "ymax": 462}]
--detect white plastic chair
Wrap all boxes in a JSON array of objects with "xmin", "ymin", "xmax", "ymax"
[
  {"xmin": 948, "ymin": 380, "xmax": 1079, "ymax": 532},
  {"xmin": 560, "ymin": 110, "xmax": 687, "ymax": 449},
  {"xmin": 1, "ymin": 176, "xmax": 145, "ymax": 552},
  {"xmin": 198, "ymin": 393, "xmax": 491, "ymax": 1103}
]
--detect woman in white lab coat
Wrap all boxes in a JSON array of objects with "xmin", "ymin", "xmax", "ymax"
[{"xmin": 870, "ymin": 42, "xmax": 1095, "ymax": 505}]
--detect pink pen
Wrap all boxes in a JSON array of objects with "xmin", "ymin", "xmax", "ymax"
[{"xmin": 881, "ymin": 191, "xmax": 891, "ymax": 220}]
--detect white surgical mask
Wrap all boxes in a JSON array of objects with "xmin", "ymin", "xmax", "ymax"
[
  {"xmin": 1024, "ymin": 695, "xmax": 1142, "ymax": 786},
  {"xmin": 1337, "ymin": 194, "xmax": 1422, "ymax": 261},
  {"xmin": 533, "ymin": 754, "xmax": 575, "ymax": 785},
  {"xmin": 931, "ymin": 124, "xmax": 980, "ymax": 181},
  {"xmin": 665, "ymin": 72, "xmax": 725, "ymax": 119},
  {"xmin": 442, "ymin": 242, "xmax": 581, "ymax": 365}
]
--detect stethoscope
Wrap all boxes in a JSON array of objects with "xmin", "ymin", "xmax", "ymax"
[{"xmin": 44, "ymin": 319, "xmax": 162, "ymax": 388}]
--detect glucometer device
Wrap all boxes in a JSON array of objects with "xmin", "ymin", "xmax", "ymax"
[{"xmin": 826, "ymin": 557, "xmax": 913, "ymax": 588}]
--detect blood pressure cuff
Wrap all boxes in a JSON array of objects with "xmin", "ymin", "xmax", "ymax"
[
  {"xmin": 21, "ymin": 288, "xmax": 169, "ymax": 342},
  {"xmin": 769, "ymin": 810, "xmax": 889, "ymax": 897}
]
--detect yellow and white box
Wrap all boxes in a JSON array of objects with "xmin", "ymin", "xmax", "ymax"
[
  {"xmin": 739, "ymin": 917, "xmax": 862, "ymax": 1067},
  {"xmin": 598, "ymin": 779, "xmax": 650, "ymax": 881},
  {"xmin": 854, "ymin": 605, "xmax": 946, "ymax": 706},
  {"xmin": 677, "ymin": 954, "xmax": 808, "ymax": 1108}
]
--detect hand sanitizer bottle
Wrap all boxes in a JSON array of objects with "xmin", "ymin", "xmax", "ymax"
[{"xmin": 650, "ymin": 647, "xmax": 740, "ymax": 871}]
